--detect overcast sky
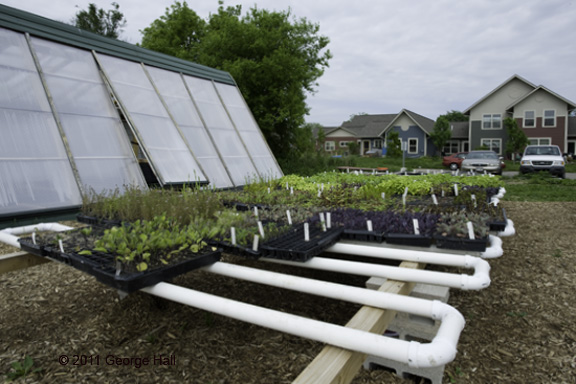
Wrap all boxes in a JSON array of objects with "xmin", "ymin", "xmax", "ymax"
[{"xmin": 3, "ymin": 0, "xmax": 576, "ymax": 126}]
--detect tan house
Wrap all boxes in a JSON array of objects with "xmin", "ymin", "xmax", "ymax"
[{"xmin": 462, "ymin": 75, "xmax": 576, "ymax": 156}]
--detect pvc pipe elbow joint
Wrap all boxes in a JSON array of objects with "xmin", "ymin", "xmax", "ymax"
[
  {"xmin": 498, "ymin": 219, "xmax": 516, "ymax": 237},
  {"xmin": 482, "ymin": 235, "xmax": 503, "ymax": 259},
  {"xmin": 407, "ymin": 338, "xmax": 458, "ymax": 368}
]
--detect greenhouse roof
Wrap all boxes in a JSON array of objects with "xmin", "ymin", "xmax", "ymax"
[{"xmin": 0, "ymin": 4, "xmax": 282, "ymax": 221}]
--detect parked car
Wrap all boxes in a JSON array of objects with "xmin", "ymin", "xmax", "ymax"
[
  {"xmin": 442, "ymin": 152, "xmax": 468, "ymax": 170},
  {"xmin": 460, "ymin": 151, "xmax": 504, "ymax": 175},
  {"xmin": 519, "ymin": 145, "xmax": 565, "ymax": 178}
]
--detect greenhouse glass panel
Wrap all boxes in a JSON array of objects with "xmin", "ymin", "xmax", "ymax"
[
  {"xmin": 184, "ymin": 76, "xmax": 258, "ymax": 185},
  {"xmin": 215, "ymin": 83, "xmax": 282, "ymax": 179},
  {"xmin": 96, "ymin": 53, "xmax": 207, "ymax": 185},
  {"xmin": 145, "ymin": 65, "xmax": 234, "ymax": 188},
  {"xmin": 0, "ymin": 28, "xmax": 82, "ymax": 216},
  {"xmin": 31, "ymin": 37, "xmax": 147, "ymax": 194}
]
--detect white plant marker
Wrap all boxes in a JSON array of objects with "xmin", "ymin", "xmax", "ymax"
[
  {"xmin": 319, "ymin": 213, "xmax": 327, "ymax": 232},
  {"xmin": 231, "ymin": 227, "xmax": 236, "ymax": 245},
  {"xmin": 471, "ymin": 194, "xmax": 477, "ymax": 208},
  {"xmin": 367, "ymin": 220, "xmax": 373, "ymax": 232},
  {"xmin": 304, "ymin": 223, "xmax": 310, "ymax": 242},
  {"xmin": 252, "ymin": 235, "xmax": 259, "ymax": 251},
  {"xmin": 257, "ymin": 221, "xmax": 265, "ymax": 238},
  {"xmin": 253, "ymin": 206, "xmax": 259, "ymax": 218},
  {"xmin": 413, "ymin": 219, "xmax": 420, "ymax": 235},
  {"xmin": 58, "ymin": 239, "xmax": 64, "ymax": 253},
  {"xmin": 286, "ymin": 210, "xmax": 292, "ymax": 225},
  {"xmin": 317, "ymin": 189, "xmax": 322, "ymax": 198},
  {"xmin": 381, "ymin": 192, "xmax": 386, "ymax": 200},
  {"xmin": 432, "ymin": 194, "xmax": 438, "ymax": 205},
  {"xmin": 326, "ymin": 212, "xmax": 331, "ymax": 229},
  {"xmin": 454, "ymin": 183, "xmax": 459, "ymax": 196},
  {"xmin": 32, "ymin": 232, "xmax": 36, "ymax": 245},
  {"xmin": 267, "ymin": 187, "xmax": 271, "ymax": 194},
  {"xmin": 467, "ymin": 222, "xmax": 475, "ymax": 240}
]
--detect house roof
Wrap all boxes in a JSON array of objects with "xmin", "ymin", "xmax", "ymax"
[
  {"xmin": 0, "ymin": 3, "xmax": 235, "ymax": 85},
  {"xmin": 377, "ymin": 109, "xmax": 435, "ymax": 137},
  {"xmin": 505, "ymin": 85, "xmax": 576, "ymax": 112},
  {"xmin": 341, "ymin": 114, "xmax": 397, "ymax": 138},
  {"xmin": 449, "ymin": 121, "xmax": 469, "ymax": 139},
  {"xmin": 463, "ymin": 74, "xmax": 537, "ymax": 115}
]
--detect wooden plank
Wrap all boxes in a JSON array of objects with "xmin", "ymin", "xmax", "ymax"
[
  {"xmin": 0, "ymin": 251, "xmax": 49, "ymax": 275},
  {"xmin": 293, "ymin": 260, "xmax": 423, "ymax": 384}
]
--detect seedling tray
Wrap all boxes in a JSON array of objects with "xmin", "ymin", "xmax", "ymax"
[
  {"xmin": 64, "ymin": 248, "xmax": 220, "ymax": 293},
  {"xmin": 18, "ymin": 233, "xmax": 221, "ymax": 293},
  {"xmin": 342, "ymin": 229, "xmax": 384, "ymax": 243},
  {"xmin": 213, "ymin": 240, "xmax": 261, "ymax": 258},
  {"xmin": 76, "ymin": 214, "xmax": 122, "ymax": 228},
  {"xmin": 260, "ymin": 226, "xmax": 343, "ymax": 262},
  {"xmin": 385, "ymin": 233, "xmax": 433, "ymax": 248},
  {"xmin": 434, "ymin": 235, "xmax": 488, "ymax": 252},
  {"xmin": 488, "ymin": 207, "xmax": 507, "ymax": 232}
]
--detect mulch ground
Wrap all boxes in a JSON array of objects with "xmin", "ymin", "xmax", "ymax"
[{"xmin": 1, "ymin": 201, "xmax": 575, "ymax": 383}]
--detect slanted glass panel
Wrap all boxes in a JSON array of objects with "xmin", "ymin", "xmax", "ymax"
[
  {"xmin": 185, "ymin": 76, "xmax": 259, "ymax": 185},
  {"xmin": 96, "ymin": 53, "xmax": 207, "ymax": 185},
  {"xmin": 145, "ymin": 65, "xmax": 234, "ymax": 188},
  {"xmin": 215, "ymin": 83, "xmax": 282, "ymax": 179},
  {"xmin": 30, "ymin": 37, "xmax": 147, "ymax": 194},
  {"xmin": 0, "ymin": 28, "xmax": 82, "ymax": 216}
]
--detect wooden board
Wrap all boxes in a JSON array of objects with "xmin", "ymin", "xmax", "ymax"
[
  {"xmin": 0, "ymin": 251, "xmax": 49, "ymax": 275},
  {"xmin": 293, "ymin": 260, "xmax": 423, "ymax": 384}
]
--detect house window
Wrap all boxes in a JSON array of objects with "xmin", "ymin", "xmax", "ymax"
[
  {"xmin": 339, "ymin": 141, "xmax": 351, "ymax": 147},
  {"xmin": 481, "ymin": 138, "xmax": 502, "ymax": 154},
  {"xmin": 482, "ymin": 114, "xmax": 502, "ymax": 129},
  {"xmin": 543, "ymin": 110, "xmax": 555, "ymax": 127},
  {"xmin": 528, "ymin": 138, "xmax": 551, "ymax": 146},
  {"xmin": 408, "ymin": 138, "xmax": 418, "ymax": 154},
  {"xmin": 443, "ymin": 140, "xmax": 460, "ymax": 154},
  {"xmin": 524, "ymin": 111, "xmax": 535, "ymax": 127},
  {"xmin": 324, "ymin": 141, "xmax": 335, "ymax": 151},
  {"xmin": 373, "ymin": 139, "xmax": 383, "ymax": 149}
]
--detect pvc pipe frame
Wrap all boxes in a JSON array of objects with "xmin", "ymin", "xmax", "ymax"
[
  {"xmin": 0, "ymin": 223, "xmax": 74, "ymax": 249},
  {"xmin": 143, "ymin": 265, "xmax": 465, "ymax": 368},
  {"xmin": 267, "ymin": 242, "xmax": 492, "ymax": 290}
]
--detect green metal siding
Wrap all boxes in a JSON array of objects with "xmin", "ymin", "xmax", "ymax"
[{"xmin": 0, "ymin": 4, "xmax": 235, "ymax": 85}]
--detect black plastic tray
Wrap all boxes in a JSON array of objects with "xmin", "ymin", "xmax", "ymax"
[
  {"xmin": 385, "ymin": 233, "xmax": 433, "ymax": 248},
  {"xmin": 342, "ymin": 229, "xmax": 385, "ymax": 243},
  {"xmin": 488, "ymin": 207, "xmax": 507, "ymax": 232},
  {"xmin": 434, "ymin": 235, "xmax": 488, "ymax": 252},
  {"xmin": 260, "ymin": 225, "xmax": 343, "ymax": 262},
  {"xmin": 18, "ymin": 234, "xmax": 221, "ymax": 293}
]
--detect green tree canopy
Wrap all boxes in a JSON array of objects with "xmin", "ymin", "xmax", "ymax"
[
  {"xmin": 140, "ymin": 1, "xmax": 332, "ymax": 162},
  {"xmin": 430, "ymin": 116, "xmax": 452, "ymax": 155},
  {"xmin": 386, "ymin": 131, "xmax": 402, "ymax": 158},
  {"xmin": 74, "ymin": 2, "xmax": 126, "ymax": 39},
  {"xmin": 504, "ymin": 117, "xmax": 529, "ymax": 162}
]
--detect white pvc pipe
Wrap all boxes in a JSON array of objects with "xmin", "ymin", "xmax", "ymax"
[
  {"xmin": 482, "ymin": 235, "xmax": 503, "ymax": 259},
  {"xmin": 498, "ymin": 219, "xmax": 516, "ymax": 237},
  {"xmin": 142, "ymin": 281, "xmax": 463, "ymax": 368},
  {"xmin": 0, "ymin": 223, "xmax": 74, "ymax": 249},
  {"xmin": 266, "ymin": 254, "xmax": 490, "ymax": 290}
]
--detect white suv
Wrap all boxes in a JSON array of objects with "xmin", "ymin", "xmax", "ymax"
[{"xmin": 520, "ymin": 145, "xmax": 565, "ymax": 178}]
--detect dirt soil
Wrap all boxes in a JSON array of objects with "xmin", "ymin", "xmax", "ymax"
[{"xmin": 1, "ymin": 201, "xmax": 575, "ymax": 384}]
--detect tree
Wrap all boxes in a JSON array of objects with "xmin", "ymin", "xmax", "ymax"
[
  {"xmin": 140, "ymin": 2, "xmax": 205, "ymax": 60},
  {"xmin": 442, "ymin": 110, "xmax": 468, "ymax": 123},
  {"xmin": 386, "ymin": 131, "xmax": 402, "ymax": 158},
  {"xmin": 504, "ymin": 117, "xmax": 529, "ymax": 162},
  {"xmin": 140, "ymin": 2, "xmax": 332, "ymax": 163},
  {"xmin": 430, "ymin": 116, "xmax": 452, "ymax": 156},
  {"xmin": 74, "ymin": 2, "xmax": 126, "ymax": 39}
]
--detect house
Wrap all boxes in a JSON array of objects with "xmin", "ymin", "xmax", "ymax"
[
  {"xmin": 461, "ymin": 75, "xmax": 576, "ymax": 156},
  {"xmin": 317, "ymin": 110, "xmax": 436, "ymax": 157}
]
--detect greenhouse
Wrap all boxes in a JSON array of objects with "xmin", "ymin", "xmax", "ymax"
[{"xmin": 0, "ymin": 4, "xmax": 282, "ymax": 221}]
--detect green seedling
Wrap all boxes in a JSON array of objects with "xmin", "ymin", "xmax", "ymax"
[{"xmin": 5, "ymin": 355, "xmax": 42, "ymax": 381}]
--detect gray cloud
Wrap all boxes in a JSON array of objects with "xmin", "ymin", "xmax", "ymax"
[{"xmin": 3, "ymin": 0, "xmax": 575, "ymax": 126}]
